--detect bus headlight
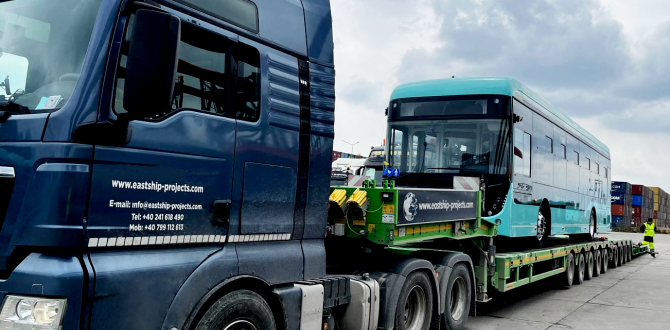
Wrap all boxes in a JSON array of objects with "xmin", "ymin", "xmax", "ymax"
[{"xmin": 0, "ymin": 295, "xmax": 65, "ymax": 329}]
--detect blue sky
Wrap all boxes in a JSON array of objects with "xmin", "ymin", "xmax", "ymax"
[{"xmin": 330, "ymin": 0, "xmax": 670, "ymax": 189}]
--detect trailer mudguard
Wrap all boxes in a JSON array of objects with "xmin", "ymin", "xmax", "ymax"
[
  {"xmin": 161, "ymin": 244, "xmax": 238, "ymax": 330},
  {"xmin": 369, "ymin": 258, "xmax": 439, "ymax": 330}
]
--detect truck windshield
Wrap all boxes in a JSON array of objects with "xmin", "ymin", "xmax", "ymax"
[
  {"xmin": 0, "ymin": 0, "xmax": 101, "ymax": 112},
  {"xmin": 387, "ymin": 95, "xmax": 511, "ymax": 183}
]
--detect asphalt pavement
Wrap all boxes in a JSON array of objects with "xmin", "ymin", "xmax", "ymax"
[{"xmin": 467, "ymin": 231, "xmax": 669, "ymax": 330}]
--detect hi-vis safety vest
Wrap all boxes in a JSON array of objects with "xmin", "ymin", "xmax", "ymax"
[{"xmin": 644, "ymin": 223, "xmax": 655, "ymax": 237}]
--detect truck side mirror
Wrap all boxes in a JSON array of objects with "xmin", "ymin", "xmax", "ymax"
[{"xmin": 123, "ymin": 9, "xmax": 181, "ymax": 118}]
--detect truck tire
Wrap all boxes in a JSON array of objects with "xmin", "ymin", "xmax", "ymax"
[
  {"xmin": 593, "ymin": 250, "xmax": 601, "ymax": 277},
  {"xmin": 610, "ymin": 248, "xmax": 618, "ymax": 269},
  {"xmin": 575, "ymin": 252, "xmax": 585, "ymax": 285},
  {"xmin": 194, "ymin": 290, "xmax": 276, "ymax": 330},
  {"xmin": 443, "ymin": 263, "xmax": 472, "ymax": 330},
  {"xmin": 601, "ymin": 249, "xmax": 608, "ymax": 273},
  {"xmin": 563, "ymin": 253, "xmax": 575, "ymax": 287},
  {"xmin": 395, "ymin": 271, "xmax": 433, "ymax": 330},
  {"xmin": 627, "ymin": 245, "xmax": 632, "ymax": 262},
  {"xmin": 619, "ymin": 246, "xmax": 625, "ymax": 265},
  {"xmin": 584, "ymin": 251, "xmax": 594, "ymax": 280}
]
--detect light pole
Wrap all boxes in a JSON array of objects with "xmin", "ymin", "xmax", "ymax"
[{"xmin": 341, "ymin": 140, "xmax": 359, "ymax": 172}]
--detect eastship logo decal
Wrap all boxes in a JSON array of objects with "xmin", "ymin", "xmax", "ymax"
[{"xmin": 403, "ymin": 192, "xmax": 418, "ymax": 221}]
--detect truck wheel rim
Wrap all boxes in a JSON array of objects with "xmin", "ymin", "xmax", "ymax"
[
  {"xmin": 224, "ymin": 320, "xmax": 258, "ymax": 330},
  {"xmin": 579, "ymin": 255, "xmax": 585, "ymax": 279},
  {"xmin": 537, "ymin": 212, "xmax": 546, "ymax": 242},
  {"xmin": 450, "ymin": 277, "xmax": 467, "ymax": 321},
  {"xmin": 403, "ymin": 285, "xmax": 426, "ymax": 330}
]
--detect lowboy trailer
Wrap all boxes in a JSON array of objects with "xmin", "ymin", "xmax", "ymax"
[{"xmin": 323, "ymin": 180, "xmax": 647, "ymax": 330}]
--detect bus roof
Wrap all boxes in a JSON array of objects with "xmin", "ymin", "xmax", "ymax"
[{"xmin": 390, "ymin": 77, "xmax": 609, "ymax": 157}]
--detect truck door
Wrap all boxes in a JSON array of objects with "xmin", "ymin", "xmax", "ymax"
[{"xmin": 85, "ymin": 14, "xmax": 239, "ymax": 247}]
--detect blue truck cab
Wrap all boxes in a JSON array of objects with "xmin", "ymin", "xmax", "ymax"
[{"xmin": 0, "ymin": 0, "xmax": 334, "ymax": 328}]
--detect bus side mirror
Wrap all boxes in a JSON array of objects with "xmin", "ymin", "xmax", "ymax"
[
  {"xmin": 514, "ymin": 146, "xmax": 523, "ymax": 159},
  {"xmin": 124, "ymin": 9, "xmax": 181, "ymax": 118}
]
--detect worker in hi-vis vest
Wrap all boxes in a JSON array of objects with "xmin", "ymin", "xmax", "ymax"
[{"xmin": 639, "ymin": 218, "xmax": 657, "ymax": 258}]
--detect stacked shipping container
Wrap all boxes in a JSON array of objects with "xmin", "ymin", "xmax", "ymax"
[
  {"xmin": 650, "ymin": 187, "xmax": 669, "ymax": 229},
  {"xmin": 632, "ymin": 185, "xmax": 654, "ymax": 230},
  {"xmin": 611, "ymin": 181, "xmax": 632, "ymax": 229}
]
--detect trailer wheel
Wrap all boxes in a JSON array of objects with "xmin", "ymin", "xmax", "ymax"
[
  {"xmin": 443, "ymin": 263, "xmax": 472, "ymax": 330},
  {"xmin": 563, "ymin": 253, "xmax": 575, "ymax": 287},
  {"xmin": 610, "ymin": 248, "xmax": 618, "ymax": 269},
  {"xmin": 619, "ymin": 246, "xmax": 625, "ymax": 265},
  {"xmin": 627, "ymin": 245, "xmax": 632, "ymax": 262},
  {"xmin": 193, "ymin": 290, "xmax": 276, "ymax": 330},
  {"xmin": 601, "ymin": 249, "xmax": 608, "ymax": 273},
  {"xmin": 584, "ymin": 251, "xmax": 594, "ymax": 280},
  {"xmin": 593, "ymin": 250, "xmax": 602, "ymax": 277},
  {"xmin": 575, "ymin": 252, "xmax": 585, "ymax": 284},
  {"xmin": 395, "ymin": 271, "xmax": 433, "ymax": 330}
]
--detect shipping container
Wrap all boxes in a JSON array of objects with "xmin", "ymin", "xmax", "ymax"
[
  {"xmin": 611, "ymin": 192, "xmax": 625, "ymax": 204},
  {"xmin": 612, "ymin": 204, "xmax": 624, "ymax": 216},
  {"xmin": 612, "ymin": 215, "xmax": 625, "ymax": 227},
  {"xmin": 633, "ymin": 184, "xmax": 644, "ymax": 195},
  {"xmin": 612, "ymin": 181, "xmax": 631, "ymax": 194},
  {"xmin": 632, "ymin": 195, "xmax": 643, "ymax": 206}
]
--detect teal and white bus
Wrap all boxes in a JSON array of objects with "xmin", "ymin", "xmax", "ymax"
[{"xmin": 386, "ymin": 77, "xmax": 611, "ymax": 246}]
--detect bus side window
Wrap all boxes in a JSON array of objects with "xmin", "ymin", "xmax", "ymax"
[{"xmin": 573, "ymin": 151, "xmax": 579, "ymax": 165}]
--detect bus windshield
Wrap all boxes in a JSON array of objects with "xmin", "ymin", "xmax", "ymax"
[
  {"xmin": 0, "ymin": 0, "xmax": 101, "ymax": 112},
  {"xmin": 387, "ymin": 95, "xmax": 511, "ymax": 182}
]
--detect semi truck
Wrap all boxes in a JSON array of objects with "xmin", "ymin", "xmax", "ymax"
[{"xmin": 0, "ymin": 0, "xmax": 647, "ymax": 330}]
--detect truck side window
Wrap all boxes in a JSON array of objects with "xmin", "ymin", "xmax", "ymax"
[
  {"xmin": 114, "ymin": 19, "xmax": 231, "ymax": 119},
  {"xmin": 236, "ymin": 43, "xmax": 260, "ymax": 122}
]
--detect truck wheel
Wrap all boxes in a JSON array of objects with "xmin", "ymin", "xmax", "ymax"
[
  {"xmin": 194, "ymin": 290, "xmax": 276, "ymax": 330},
  {"xmin": 584, "ymin": 251, "xmax": 594, "ymax": 280},
  {"xmin": 601, "ymin": 249, "xmax": 608, "ymax": 273},
  {"xmin": 396, "ymin": 271, "xmax": 433, "ymax": 330},
  {"xmin": 575, "ymin": 253, "xmax": 585, "ymax": 284},
  {"xmin": 627, "ymin": 245, "xmax": 632, "ymax": 262},
  {"xmin": 593, "ymin": 250, "xmax": 601, "ymax": 277},
  {"xmin": 443, "ymin": 263, "xmax": 472, "ymax": 330},
  {"xmin": 563, "ymin": 253, "xmax": 575, "ymax": 287},
  {"xmin": 610, "ymin": 248, "xmax": 618, "ymax": 269},
  {"xmin": 619, "ymin": 246, "xmax": 625, "ymax": 265}
]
